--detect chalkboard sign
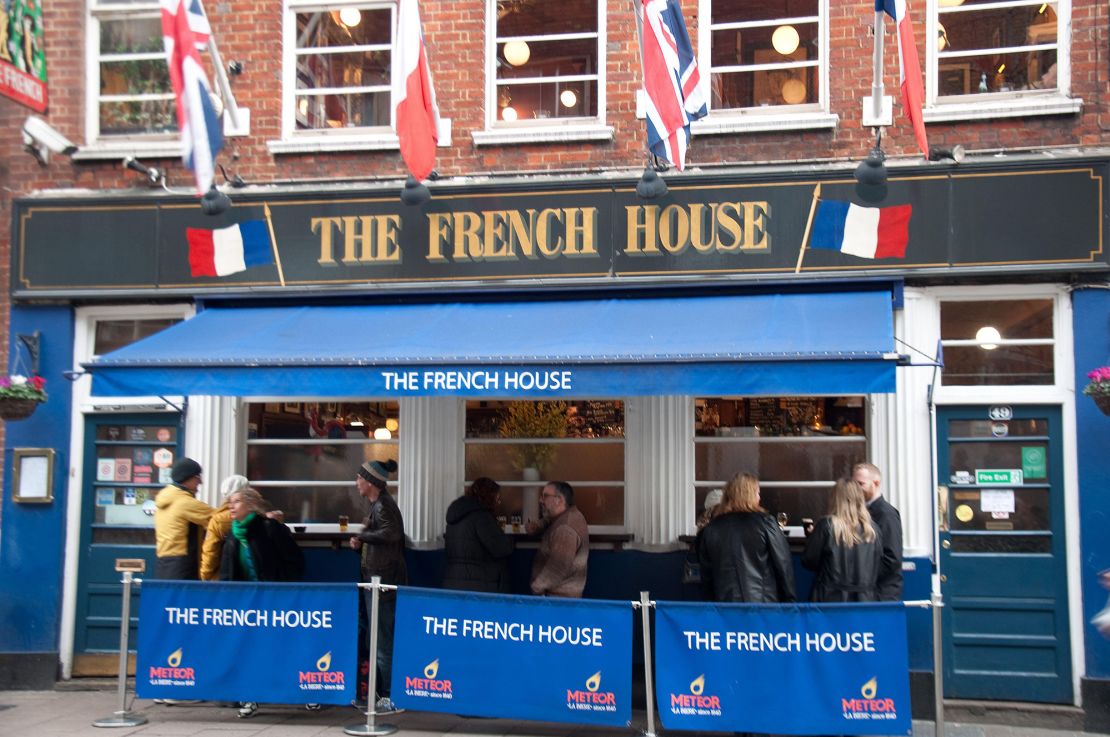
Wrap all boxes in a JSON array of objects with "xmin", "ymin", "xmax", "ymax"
[{"xmin": 747, "ymin": 398, "xmax": 780, "ymax": 429}]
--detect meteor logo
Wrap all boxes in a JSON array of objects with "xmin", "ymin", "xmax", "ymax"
[
  {"xmin": 668, "ymin": 674, "xmax": 722, "ymax": 716},
  {"xmin": 841, "ymin": 677, "xmax": 899, "ymax": 721},
  {"xmin": 403, "ymin": 658, "xmax": 454, "ymax": 700},
  {"xmin": 298, "ymin": 651, "xmax": 346, "ymax": 691},
  {"xmin": 566, "ymin": 671, "xmax": 617, "ymax": 712},
  {"xmin": 148, "ymin": 647, "xmax": 196, "ymax": 686}
]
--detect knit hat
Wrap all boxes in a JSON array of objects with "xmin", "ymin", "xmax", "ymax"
[
  {"xmin": 219, "ymin": 474, "xmax": 250, "ymax": 499},
  {"xmin": 358, "ymin": 459, "xmax": 398, "ymax": 490},
  {"xmin": 704, "ymin": 488, "xmax": 724, "ymax": 512},
  {"xmin": 171, "ymin": 457, "xmax": 203, "ymax": 484}
]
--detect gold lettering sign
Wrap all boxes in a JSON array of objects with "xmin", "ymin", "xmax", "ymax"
[
  {"xmin": 426, "ymin": 207, "xmax": 598, "ymax": 262},
  {"xmin": 624, "ymin": 202, "xmax": 771, "ymax": 255}
]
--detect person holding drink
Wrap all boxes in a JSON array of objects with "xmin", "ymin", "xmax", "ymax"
[{"xmin": 802, "ymin": 477, "xmax": 883, "ymax": 602}]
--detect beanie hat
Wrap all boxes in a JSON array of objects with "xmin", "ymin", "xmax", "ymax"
[
  {"xmin": 358, "ymin": 459, "xmax": 398, "ymax": 490},
  {"xmin": 171, "ymin": 457, "xmax": 203, "ymax": 484},
  {"xmin": 219, "ymin": 474, "xmax": 250, "ymax": 498}
]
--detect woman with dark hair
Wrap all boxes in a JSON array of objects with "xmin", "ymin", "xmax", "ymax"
[
  {"xmin": 219, "ymin": 488, "xmax": 304, "ymax": 582},
  {"xmin": 696, "ymin": 472, "xmax": 796, "ymax": 602},
  {"xmin": 443, "ymin": 477, "xmax": 514, "ymax": 592},
  {"xmin": 802, "ymin": 477, "xmax": 884, "ymax": 602}
]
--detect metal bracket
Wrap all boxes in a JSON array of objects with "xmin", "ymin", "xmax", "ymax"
[{"xmin": 16, "ymin": 331, "xmax": 40, "ymax": 375}]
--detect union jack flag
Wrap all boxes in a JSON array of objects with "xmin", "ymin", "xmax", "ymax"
[
  {"xmin": 638, "ymin": 0, "xmax": 707, "ymax": 171},
  {"xmin": 161, "ymin": 0, "xmax": 223, "ymax": 195}
]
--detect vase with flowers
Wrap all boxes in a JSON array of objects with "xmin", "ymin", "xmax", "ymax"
[
  {"xmin": 1083, "ymin": 366, "xmax": 1110, "ymax": 416},
  {"xmin": 0, "ymin": 374, "xmax": 47, "ymax": 420}
]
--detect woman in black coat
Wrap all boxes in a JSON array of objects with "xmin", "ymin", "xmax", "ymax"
[
  {"xmin": 220, "ymin": 488, "xmax": 304, "ymax": 582},
  {"xmin": 443, "ymin": 477, "xmax": 514, "ymax": 593},
  {"xmin": 696, "ymin": 472, "xmax": 796, "ymax": 603},
  {"xmin": 802, "ymin": 477, "xmax": 884, "ymax": 602}
]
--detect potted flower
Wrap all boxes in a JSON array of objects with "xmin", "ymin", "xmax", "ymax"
[
  {"xmin": 1083, "ymin": 366, "xmax": 1110, "ymax": 416},
  {"xmin": 0, "ymin": 374, "xmax": 47, "ymax": 420},
  {"xmin": 499, "ymin": 401, "xmax": 569, "ymax": 473}
]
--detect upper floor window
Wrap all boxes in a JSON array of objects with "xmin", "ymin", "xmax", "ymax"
[
  {"xmin": 284, "ymin": 3, "xmax": 393, "ymax": 136},
  {"xmin": 933, "ymin": 0, "xmax": 1061, "ymax": 99},
  {"xmin": 698, "ymin": 0, "xmax": 825, "ymax": 114},
  {"xmin": 939, "ymin": 299, "xmax": 1055, "ymax": 385},
  {"xmin": 487, "ymin": 0, "xmax": 604, "ymax": 128},
  {"xmin": 88, "ymin": 1, "xmax": 175, "ymax": 140}
]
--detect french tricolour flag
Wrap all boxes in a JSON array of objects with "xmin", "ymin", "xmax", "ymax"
[
  {"xmin": 162, "ymin": 0, "xmax": 223, "ymax": 195},
  {"xmin": 187, "ymin": 221, "xmax": 273, "ymax": 277},
  {"xmin": 810, "ymin": 200, "xmax": 912, "ymax": 259},
  {"xmin": 878, "ymin": 0, "xmax": 928, "ymax": 156},
  {"xmin": 393, "ymin": 0, "xmax": 439, "ymax": 182}
]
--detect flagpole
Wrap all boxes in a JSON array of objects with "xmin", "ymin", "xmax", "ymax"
[
  {"xmin": 196, "ymin": 0, "xmax": 242, "ymax": 131},
  {"xmin": 264, "ymin": 203, "xmax": 287, "ymax": 287},
  {"xmin": 794, "ymin": 182, "xmax": 822, "ymax": 274}
]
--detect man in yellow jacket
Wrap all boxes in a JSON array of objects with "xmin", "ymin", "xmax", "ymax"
[{"xmin": 154, "ymin": 458, "xmax": 214, "ymax": 579}]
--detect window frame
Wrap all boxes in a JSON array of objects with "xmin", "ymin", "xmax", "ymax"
[
  {"xmin": 272, "ymin": 0, "xmax": 401, "ymax": 153},
  {"xmin": 473, "ymin": 0, "xmax": 613, "ymax": 146},
  {"xmin": 937, "ymin": 296, "xmax": 1059, "ymax": 389},
  {"xmin": 692, "ymin": 0, "xmax": 838, "ymax": 135},
  {"xmin": 923, "ymin": 0, "xmax": 1080, "ymax": 122}
]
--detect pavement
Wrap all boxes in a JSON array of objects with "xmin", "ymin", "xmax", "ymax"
[{"xmin": 0, "ymin": 684, "xmax": 1101, "ymax": 737}]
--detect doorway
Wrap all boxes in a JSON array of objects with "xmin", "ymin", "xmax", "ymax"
[{"xmin": 937, "ymin": 405, "xmax": 1071, "ymax": 702}]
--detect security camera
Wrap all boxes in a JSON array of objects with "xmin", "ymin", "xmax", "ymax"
[{"xmin": 22, "ymin": 116, "xmax": 78, "ymax": 156}]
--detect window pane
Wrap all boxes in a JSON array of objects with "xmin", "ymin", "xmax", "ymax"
[
  {"xmin": 255, "ymin": 484, "xmax": 374, "ymax": 524},
  {"xmin": 712, "ymin": 0, "xmax": 818, "ymax": 26},
  {"xmin": 100, "ymin": 16, "xmax": 163, "ymax": 54},
  {"xmin": 294, "ymin": 91, "xmax": 391, "ymax": 129},
  {"xmin": 941, "ymin": 299, "xmax": 1053, "ymax": 339},
  {"xmin": 296, "ymin": 51, "xmax": 390, "ymax": 89},
  {"xmin": 948, "ymin": 419, "xmax": 1048, "ymax": 438},
  {"xmin": 937, "ymin": 3, "xmax": 1057, "ymax": 95},
  {"xmin": 497, "ymin": 0, "xmax": 596, "ymax": 36},
  {"xmin": 99, "ymin": 99, "xmax": 176, "ymax": 134},
  {"xmin": 940, "ymin": 299, "xmax": 1054, "ymax": 385},
  {"xmin": 497, "ymin": 79, "xmax": 598, "ymax": 120},
  {"xmin": 498, "ymin": 37, "xmax": 597, "ymax": 81},
  {"xmin": 712, "ymin": 63, "xmax": 819, "ymax": 109},
  {"xmin": 101, "ymin": 59, "xmax": 170, "ymax": 96},
  {"xmin": 94, "ymin": 318, "xmax": 181, "ymax": 355},
  {"xmin": 695, "ymin": 439, "xmax": 866, "ymax": 482},
  {"xmin": 465, "ymin": 442, "xmax": 624, "ymax": 481},
  {"xmin": 948, "ymin": 488, "xmax": 1049, "ymax": 531},
  {"xmin": 942, "ymin": 345, "xmax": 1054, "ymax": 385},
  {"xmin": 296, "ymin": 9, "xmax": 391, "ymax": 49},
  {"xmin": 948, "ymin": 440, "xmax": 1049, "ymax": 476}
]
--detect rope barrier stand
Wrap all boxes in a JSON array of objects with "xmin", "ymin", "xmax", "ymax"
[
  {"xmin": 344, "ymin": 576, "xmax": 399, "ymax": 737},
  {"xmin": 634, "ymin": 592, "xmax": 658, "ymax": 737},
  {"xmin": 92, "ymin": 571, "xmax": 148, "ymax": 728}
]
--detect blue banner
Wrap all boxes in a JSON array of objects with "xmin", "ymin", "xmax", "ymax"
[
  {"xmin": 655, "ymin": 602, "xmax": 912, "ymax": 735},
  {"xmin": 391, "ymin": 587, "xmax": 633, "ymax": 726},
  {"xmin": 135, "ymin": 581, "xmax": 358, "ymax": 705}
]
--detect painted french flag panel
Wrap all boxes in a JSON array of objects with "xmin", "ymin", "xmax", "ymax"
[
  {"xmin": 811, "ymin": 199, "xmax": 912, "ymax": 259},
  {"xmin": 187, "ymin": 220, "xmax": 273, "ymax": 277}
]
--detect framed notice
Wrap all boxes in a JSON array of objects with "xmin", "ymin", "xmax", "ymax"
[{"xmin": 12, "ymin": 448, "xmax": 54, "ymax": 503}]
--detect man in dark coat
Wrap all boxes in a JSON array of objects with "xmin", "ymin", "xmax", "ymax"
[
  {"xmin": 854, "ymin": 462, "xmax": 903, "ymax": 601},
  {"xmin": 443, "ymin": 477, "xmax": 513, "ymax": 593}
]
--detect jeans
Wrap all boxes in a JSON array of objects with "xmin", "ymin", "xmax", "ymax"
[{"xmin": 362, "ymin": 588, "xmax": 397, "ymax": 698}]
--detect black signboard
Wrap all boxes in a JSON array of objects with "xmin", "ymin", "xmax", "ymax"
[{"xmin": 12, "ymin": 160, "xmax": 1108, "ymax": 298}]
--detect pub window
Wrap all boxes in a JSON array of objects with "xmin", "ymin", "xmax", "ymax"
[
  {"xmin": 88, "ymin": 0, "xmax": 177, "ymax": 139},
  {"xmin": 283, "ymin": 2, "xmax": 393, "ymax": 135},
  {"xmin": 94, "ymin": 318, "xmax": 182, "ymax": 355},
  {"xmin": 698, "ymin": 0, "xmax": 825, "ymax": 113},
  {"xmin": 464, "ymin": 400, "xmax": 625, "ymax": 529},
  {"xmin": 245, "ymin": 401, "xmax": 399, "ymax": 524},
  {"xmin": 693, "ymin": 396, "xmax": 867, "ymax": 527},
  {"xmin": 939, "ymin": 299, "xmax": 1055, "ymax": 385},
  {"xmin": 932, "ymin": 0, "xmax": 1064, "ymax": 99},
  {"xmin": 488, "ymin": 0, "xmax": 603, "ymax": 127}
]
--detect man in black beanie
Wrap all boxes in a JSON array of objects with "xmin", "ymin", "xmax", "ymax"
[
  {"xmin": 154, "ymin": 457, "xmax": 214, "ymax": 579},
  {"xmin": 349, "ymin": 459, "xmax": 406, "ymax": 714}
]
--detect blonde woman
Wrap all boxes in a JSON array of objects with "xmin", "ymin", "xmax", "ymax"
[
  {"xmin": 802, "ymin": 477, "xmax": 884, "ymax": 602},
  {"xmin": 695, "ymin": 473, "xmax": 796, "ymax": 602}
]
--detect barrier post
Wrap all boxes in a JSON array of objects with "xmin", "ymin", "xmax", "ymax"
[
  {"xmin": 637, "ymin": 591, "xmax": 657, "ymax": 737},
  {"xmin": 931, "ymin": 591, "xmax": 945, "ymax": 737},
  {"xmin": 92, "ymin": 572, "xmax": 147, "ymax": 728},
  {"xmin": 345, "ymin": 577, "xmax": 398, "ymax": 737}
]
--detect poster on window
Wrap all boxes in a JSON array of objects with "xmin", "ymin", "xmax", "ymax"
[{"xmin": 0, "ymin": 0, "xmax": 47, "ymax": 112}]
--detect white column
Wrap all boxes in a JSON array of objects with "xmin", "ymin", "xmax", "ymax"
[
  {"xmin": 398, "ymin": 396, "xmax": 464, "ymax": 547},
  {"xmin": 625, "ymin": 395, "xmax": 694, "ymax": 547},
  {"xmin": 183, "ymin": 395, "xmax": 246, "ymax": 506}
]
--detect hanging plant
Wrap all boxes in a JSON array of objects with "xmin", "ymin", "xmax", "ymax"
[{"xmin": 0, "ymin": 374, "xmax": 47, "ymax": 421}]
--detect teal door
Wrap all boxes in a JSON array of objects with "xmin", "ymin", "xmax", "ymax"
[
  {"xmin": 73, "ymin": 414, "xmax": 181, "ymax": 675},
  {"xmin": 937, "ymin": 405, "xmax": 1071, "ymax": 702}
]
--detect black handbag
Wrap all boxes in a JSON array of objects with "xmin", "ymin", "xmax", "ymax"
[{"xmin": 682, "ymin": 548, "xmax": 701, "ymax": 584}]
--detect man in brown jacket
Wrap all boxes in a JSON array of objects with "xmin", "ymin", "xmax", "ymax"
[{"xmin": 529, "ymin": 481, "xmax": 589, "ymax": 597}]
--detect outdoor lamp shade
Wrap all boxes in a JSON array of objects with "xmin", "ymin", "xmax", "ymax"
[
  {"xmin": 637, "ymin": 167, "xmax": 668, "ymax": 199},
  {"xmin": 200, "ymin": 186, "xmax": 232, "ymax": 215},
  {"xmin": 854, "ymin": 148, "xmax": 888, "ymax": 203},
  {"xmin": 400, "ymin": 175, "xmax": 431, "ymax": 206}
]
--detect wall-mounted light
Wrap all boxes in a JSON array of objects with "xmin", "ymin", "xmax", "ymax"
[
  {"xmin": 503, "ymin": 40, "xmax": 530, "ymax": 66},
  {"xmin": 771, "ymin": 25, "xmax": 800, "ymax": 55},
  {"xmin": 560, "ymin": 89, "xmax": 578, "ymax": 108},
  {"xmin": 123, "ymin": 156, "xmax": 162, "ymax": 185},
  {"xmin": 928, "ymin": 144, "xmax": 965, "ymax": 163},
  {"xmin": 201, "ymin": 185, "xmax": 232, "ymax": 216},
  {"xmin": 975, "ymin": 326, "xmax": 1001, "ymax": 350},
  {"xmin": 854, "ymin": 146, "xmax": 888, "ymax": 203}
]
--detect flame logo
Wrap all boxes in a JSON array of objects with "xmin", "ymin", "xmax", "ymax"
[
  {"xmin": 424, "ymin": 659, "xmax": 439, "ymax": 678},
  {"xmin": 861, "ymin": 677, "xmax": 878, "ymax": 699},
  {"xmin": 586, "ymin": 671, "xmax": 602, "ymax": 692},
  {"xmin": 167, "ymin": 648, "xmax": 183, "ymax": 667},
  {"xmin": 317, "ymin": 651, "xmax": 332, "ymax": 671},
  {"xmin": 690, "ymin": 674, "xmax": 705, "ymax": 695}
]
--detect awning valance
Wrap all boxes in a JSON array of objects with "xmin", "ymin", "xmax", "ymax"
[{"xmin": 86, "ymin": 290, "xmax": 898, "ymax": 397}]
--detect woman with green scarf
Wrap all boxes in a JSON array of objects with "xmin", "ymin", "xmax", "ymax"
[{"xmin": 220, "ymin": 488, "xmax": 304, "ymax": 582}]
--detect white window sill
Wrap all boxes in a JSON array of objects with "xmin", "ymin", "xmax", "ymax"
[
  {"xmin": 268, "ymin": 133, "xmax": 399, "ymax": 155},
  {"xmin": 73, "ymin": 140, "xmax": 183, "ymax": 161},
  {"xmin": 923, "ymin": 94, "xmax": 1082, "ymax": 123},
  {"xmin": 471, "ymin": 123, "xmax": 614, "ymax": 147},
  {"xmin": 692, "ymin": 111, "xmax": 839, "ymax": 135}
]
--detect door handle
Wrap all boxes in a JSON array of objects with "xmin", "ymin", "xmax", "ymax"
[{"xmin": 940, "ymin": 574, "xmax": 947, "ymax": 583}]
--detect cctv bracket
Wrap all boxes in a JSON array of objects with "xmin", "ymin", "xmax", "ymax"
[{"xmin": 862, "ymin": 95, "xmax": 893, "ymax": 127}]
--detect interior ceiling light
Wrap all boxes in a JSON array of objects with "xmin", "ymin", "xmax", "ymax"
[
  {"xmin": 560, "ymin": 89, "xmax": 577, "ymax": 108},
  {"xmin": 781, "ymin": 78, "xmax": 806, "ymax": 104},
  {"xmin": 503, "ymin": 40, "xmax": 531, "ymax": 66},
  {"xmin": 975, "ymin": 326, "xmax": 1002, "ymax": 350},
  {"xmin": 771, "ymin": 25, "xmax": 800, "ymax": 55},
  {"xmin": 373, "ymin": 428, "xmax": 392, "ymax": 440},
  {"xmin": 938, "ymin": 0, "xmax": 965, "ymax": 7},
  {"xmin": 339, "ymin": 7, "xmax": 362, "ymax": 27},
  {"xmin": 501, "ymin": 105, "xmax": 518, "ymax": 121},
  {"xmin": 385, "ymin": 418, "xmax": 399, "ymax": 432}
]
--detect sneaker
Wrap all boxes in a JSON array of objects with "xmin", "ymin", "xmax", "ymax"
[
  {"xmin": 304, "ymin": 703, "xmax": 323, "ymax": 711},
  {"xmin": 237, "ymin": 702, "xmax": 258, "ymax": 719},
  {"xmin": 160, "ymin": 698, "xmax": 202, "ymax": 706},
  {"xmin": 374, "ymin": 696, "xmax": 404, "ymax": 715}
]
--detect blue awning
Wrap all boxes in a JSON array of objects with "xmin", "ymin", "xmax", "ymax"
[{"xmin": 86, "ymin": 291, "xmax": 898, "ymax": 397}]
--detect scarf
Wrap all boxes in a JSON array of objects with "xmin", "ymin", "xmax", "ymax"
[{"xmin": 231, "ymin": 512, "xmax": 259, "ymax": 581}]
